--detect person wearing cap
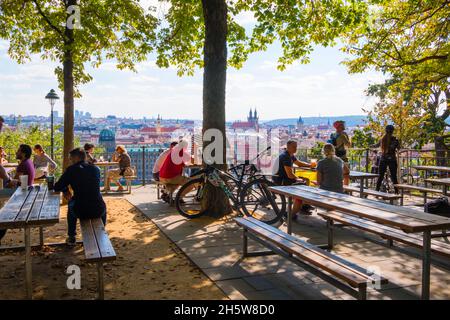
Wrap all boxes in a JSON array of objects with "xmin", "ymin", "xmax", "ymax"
[
  {"xmin": 329, "ymin": 121, "xmax": 351, "ymax": 185},
  {"xmin": 105, "ymin": 145, "xmax": 134, "ymax": 192},
  {"xmin": 372, "ymin": 125, "xmax": 400, "ymax": 193}
]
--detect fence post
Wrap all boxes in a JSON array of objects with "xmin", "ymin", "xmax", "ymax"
[
  {"xmin": 141, "ymin": 145, "xmax": 146, "ymax": 186},
  {"xmin": 365, "ymin": 148, "xmax": 369, "ymax": 173}
]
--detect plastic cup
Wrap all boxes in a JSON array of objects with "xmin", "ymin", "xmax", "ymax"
[{"xmin": 20, "ymin": 175, "xmax": 28, "ymax": 190}]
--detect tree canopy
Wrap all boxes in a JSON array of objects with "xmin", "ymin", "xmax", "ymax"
[
  {"xmin": 156, "ymin": 0, "xmax": 369, "ymax": 75},
  {"xmin": 0, "ymin": 0, "xmax": 158, "ymax": 95}
]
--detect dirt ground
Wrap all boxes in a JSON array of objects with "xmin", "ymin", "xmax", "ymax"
[{"xmin": 0, "ymin": 198, "xmax": 227, "ymax": 300}]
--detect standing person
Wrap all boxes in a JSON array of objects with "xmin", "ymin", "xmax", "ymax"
[
  {"xmin": 316, "ymin": 144, "xmax": 349, "ymax": 193},
  {"xmin": 33, "ymin": 144, "xmax": 57, "ymax": 179},
  {"xmin": 153, "ymin": 141, "xmax": 178, "ymax": 181},
  {"xmin": 54, "ymin": 148, "xmax": 106, "ymax": 245},
  {"xmin": 84, "ymin": 143, "xmax": 98, "ymax": 164},
  {"xmin": 105, "ymin": 145, "xmax": 133, "ymax": 192},
  {"xmin": 329, "ymin": 121, "xmax": 351, "ymax": 185},
  {"xmin": 373, "ymin": 125, "xmax": 400, "ymax": 193},
  {"xmin": 273, "ymin": 140, "xmax": 315, "ymax": 217},
  {"xmin": 14, "ymin": 144, "xmax": 35, "ymax": 186}
]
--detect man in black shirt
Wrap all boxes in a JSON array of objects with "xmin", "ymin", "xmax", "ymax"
[
  {"xmin": 274, "ymin": 140, "xmax": 315, "ymax": 217},
  {"xmin": 54, "ymin": 148, "xmax": 106, "ymax": 245}
]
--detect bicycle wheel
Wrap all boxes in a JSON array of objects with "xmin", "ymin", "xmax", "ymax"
[
  {"xmin": 175, "ymin": 177, "xmax": 207, "ymax": 219},
  {"xmin": 239, "ymin": 178, "xmax": 286, "ymax": 225}
]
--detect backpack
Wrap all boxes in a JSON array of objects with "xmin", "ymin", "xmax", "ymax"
[{"xmin": 424, "ymin": 197, "xmax": 450, "ymax": 217}]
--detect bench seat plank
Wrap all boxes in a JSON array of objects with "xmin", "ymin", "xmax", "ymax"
[
  {"xmin": 91, "ymin": 218, "xmax": 116, "ymax": 262},
  {"xmin": 318, "ymin": 211, "xmax": 450, "ymax": 258},
  {"xmin": 395, "ymin": 184, "xmax": 443, "ymax": 194},
  {"xmin": 235, "ymin": 217, "xmax": 381, "ymax": 288},
  {"xmin": 80, "ymin": 219, "xmax": 102, "ymax": 262}
]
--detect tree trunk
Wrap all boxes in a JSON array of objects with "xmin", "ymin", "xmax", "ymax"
[
  {"xmin": 62, "ymin": 0, "xmax": 75, "ymax": 170},
  {"xmin": 201, "ymin": 0, "xmax": 232, "ymax": 217}
]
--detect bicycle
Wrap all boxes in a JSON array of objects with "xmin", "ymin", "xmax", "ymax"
[{"xmin": 175, "ymin": 149, "xmax": 286, "ymax": 225}]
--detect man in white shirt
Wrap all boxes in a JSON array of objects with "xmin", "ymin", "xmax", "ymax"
[{"xmin": 152, "ymin": 142, "xmax": 178, "ymax": 181}]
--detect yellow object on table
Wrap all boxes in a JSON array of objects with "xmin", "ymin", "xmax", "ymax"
[{"xmin": 295, "ymin": 170, "xmax": 317, "ymax": 186}]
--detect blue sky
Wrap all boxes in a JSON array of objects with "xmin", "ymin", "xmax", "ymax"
[{"xmin": 0, "ymin": 3, "xmax": 385, "ymax": 121}]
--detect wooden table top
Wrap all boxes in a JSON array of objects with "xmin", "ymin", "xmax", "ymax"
[
  {"xmin": 349, "ymin": 171, "xmax": 379, "ymax": 179},
  {"xmin": 269, "ymin": 185, "xmax": 450, "ymax": 233},
  {"xmin": 413, "ymin": 165, "xmax": 450, "ymax": 173},
  {"xmin": 425, "ymin": 178, "xmax": 450, "ymax": 186},
  {"xmin": 0, "ymin": 185, "xmax": 60, "ymax": 229}
]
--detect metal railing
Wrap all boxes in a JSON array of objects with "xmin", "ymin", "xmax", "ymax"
[{"xmin": 2, "ymin": 146, "xmax": 449, "ymax": 187}]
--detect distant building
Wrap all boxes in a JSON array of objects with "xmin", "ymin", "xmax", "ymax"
[
  {"xmin": 98, "ymin": 128, "xmax": 116, "ymax": 153},
  {"xmin": 297, "ymin": 116, "xmax": 304, "ymax": 132},
  {"xmin": 231, "ymin": 108, "xmax": 259, "ymax": 131}
]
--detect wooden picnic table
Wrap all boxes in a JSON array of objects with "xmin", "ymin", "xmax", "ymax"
[
  {"xmin": 0, "ymin": 185, "xmax": 60, "ymax": 299},
  {"xmin": 425, "ymin": 178, "xmax": 450, "ymax": 196},
  {"xmin": 95, "ymin": 161, "xmax": 119, "ymax": 190},
  {"xmin": 268, "ymin": 184, "xmax": 450, "ymax": 300},
  {"xmin": 349, "ymin": 171, "xmax": 379, "ymax": 198}
]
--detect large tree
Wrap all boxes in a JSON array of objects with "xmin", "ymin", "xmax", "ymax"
[
  {"xmin": 156, "ymin": 0, "xmax": 368, "ymax": 216},
  {"xmin": 0, "ymin": 0, "xmax": 157, "ymax": 169},
  {"xmin": 343, "ymin": 0, "xmax": 450, "ymax": 162}
]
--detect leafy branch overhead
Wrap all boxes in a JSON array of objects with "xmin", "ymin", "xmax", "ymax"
[
  {"xmin": 155, "ymin": 0, "xmax": 369, "ymax": 75},
  {"xmin": 0, "ymin": 0, "xmax": 158, "ymax": 96}
]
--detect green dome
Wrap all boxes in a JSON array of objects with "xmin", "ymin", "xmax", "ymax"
[{"xmin": 99, "ymin": 129, "xmax": 115, "ymax": 142}]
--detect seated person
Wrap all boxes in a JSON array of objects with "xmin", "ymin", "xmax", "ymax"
[
  {"xmin": 105, "ymin": 145, "xmax": 133, "ymax": 192},
  {"xmin": 0, "ymin": 146, "xmax": 7, "ymax": 164},
  {"xmin": 84, "ymin": 143, "xmax": 98, "ymax": 164},
  {"xmin": 54, "ymin": 148, "xmax": 106, "ymax": 245},
  {"xmin": 159, "ymin": 141, "xmax": 192, "ymax": 188},
  {"xmin": 0, "ymin": 144, "xmax": 35, "ymax": 243},
  {"xmin": 316, "ymin": 144, "xmax": 348, "ymax": 193},
  {"xmin": 33, "ymin": 144, "xmax": 57, "ymax": 179},
  {"xmin": 13, "ymin": 144, "xmax": 35, "ymax": 187},
  {"xmin": 153, "ymin": 142, "xmax": 178, "ymax": 181},
  {"xmin": 273, "ymin": 140, "xmax": 315, "ymax": 217}
]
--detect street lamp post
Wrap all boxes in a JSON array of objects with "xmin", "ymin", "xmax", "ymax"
[{"xmin": 45, "ymin": 89, "xmax": 60, "ymax": 160}]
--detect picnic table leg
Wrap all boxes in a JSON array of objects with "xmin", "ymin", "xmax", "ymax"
[
  {"xmin": 359, "ymin": 178, "xmax": 364, "ymax": 198},
  {"xmin": 97, "ymin": 262, "xmax": 104, "ymax": 300},
  {"xmin": 242, "ymin": 228, "xmax": 248, "ymax": 257},
  {"xmin": 421, "ymin": 230, "xmax": 431, "ymax": 300},
  {"xmin": 287, "ymin": 196, "xmax": 293, "ymax": 235},
  {"xmin": 326, "ymin": 219, "xmax": 334, "ymax": 250},
  {"xmin": 24, "ymin": 227, "xmax": 32, "ymax": 299},
  {"xmin": 39, "ymin": 227, "xmax": 44, "ymax": 247}
]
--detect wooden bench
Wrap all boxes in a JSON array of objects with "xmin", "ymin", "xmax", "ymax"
[
  {"xmin": 235, "ymin": 217, "xmax": 388, "ymax": 300},
  {"xmin": 394, "ymin": 184, "xmax": 443, "ymax": 205},
  {"xmin": 344, "ymin": 185, "xmax": 402, "ymax": 205},
  {"xmin": 80, "ymin": 218, "xmax": 116, "ymax": 300},
  {"xmin": 318, "ymin": 211, "xmax": 450, "ymax": 259}
]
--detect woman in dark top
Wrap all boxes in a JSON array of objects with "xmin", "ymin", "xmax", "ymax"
[{"xmin": 372, "ymin": 125, "xmax": 400, "ymax": 193}]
